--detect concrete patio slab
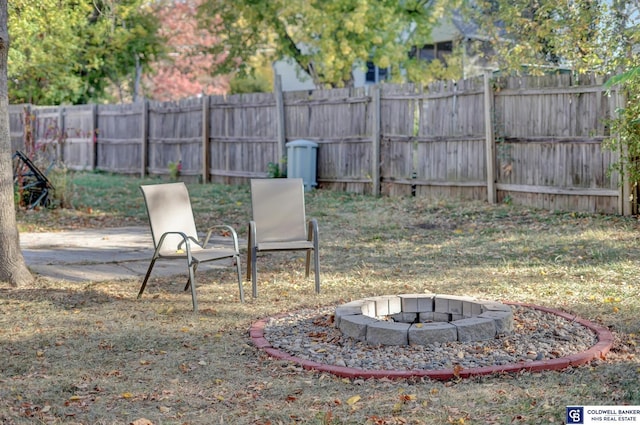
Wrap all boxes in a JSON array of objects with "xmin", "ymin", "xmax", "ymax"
[{"xmin": 20, "ymin": 226, "xmax": 237, "ymax": 282}]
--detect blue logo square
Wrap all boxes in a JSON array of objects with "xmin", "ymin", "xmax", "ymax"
[{"xmin": 566, "ymin": 406, "xmax": 584, "ymax": 424}]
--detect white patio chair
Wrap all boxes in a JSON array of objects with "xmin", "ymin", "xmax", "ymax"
[
  {"xmin": 247, "ymin": 178, "xmax": 320, "ymax": 298},
  {"xmin": 138, "ymin": 182, "xmax": 244, "ymax": 311}
]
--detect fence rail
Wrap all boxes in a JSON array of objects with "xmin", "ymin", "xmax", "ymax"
[{"xmin": 9, "ymin": 72, "xmax": 629, "ymax": 215}]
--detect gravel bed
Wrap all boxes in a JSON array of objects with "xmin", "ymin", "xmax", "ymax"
[{"xmin": 262, "ymin": 305, "xmax": 598, "ymax": 371}]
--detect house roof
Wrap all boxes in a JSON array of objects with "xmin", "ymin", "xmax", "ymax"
[{"xmin": 450, "ymin": 9, "xmax": 505, "ymax": 42}]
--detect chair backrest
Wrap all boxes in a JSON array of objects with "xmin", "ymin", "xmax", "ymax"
[
  {"xmin": 140, "ymin": 182, "xmax": 200, "ymax": 255},
  {"xmin": 250, "ymin": 178, "xmax": 308, "ymax": 243}
]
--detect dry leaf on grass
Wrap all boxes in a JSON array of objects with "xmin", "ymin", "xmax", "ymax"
[
  {"xmin": 130, "ymin": 419, "xmax": 154, "ymax": 425},
  {"xmin": 346, "ymin": 395, "xmax": 361, "ymax": 405}
]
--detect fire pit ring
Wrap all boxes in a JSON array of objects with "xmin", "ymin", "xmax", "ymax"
[
  {"xmin": 335, "ymin": 294, "xmax": 513, "ymax": 345},
  {"xmin": 249, "ymin": 298, "xmax": 614, "ymax": 380}
]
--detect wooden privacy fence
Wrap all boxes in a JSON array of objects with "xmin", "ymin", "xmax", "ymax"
[{"xmin": 8, "ymin": 73, "xmax": 629, "ymax": 215}]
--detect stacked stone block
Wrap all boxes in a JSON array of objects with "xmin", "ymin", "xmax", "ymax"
[{"xmin": 335, "ymin": 294, "xmax": 514, "ymax": 346}]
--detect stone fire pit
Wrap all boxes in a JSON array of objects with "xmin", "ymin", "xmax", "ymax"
[{"xmin": 335, "ymin": 294, "xmax": 513, "ymax": 345}]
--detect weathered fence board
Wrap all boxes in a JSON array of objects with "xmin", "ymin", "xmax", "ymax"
[
  {"xmin": 31, "ymin": 106, "xmax": 63, "ymax": 165},
  {"xmin": 284, "ymin": 88, "xmax": 374, "ymax": 193},
  {"xmin": 61, "ymin": 105, "xmax": 95, "ymax": 171},
  {"xmin": 147, "ymin": 97, "xmax": 203, "ymax": 179},
  {"xmin": 96, "ymin": 103, "xmax": 143, "ymax": 174},
  {"xmin": 7, "ymin": 73, "xmax": 629, "ymax": 215},
  {"xmin": 492, "ymin": 74, "xmax": 619, "ymax": 213},
  {"xmin": 208, "ymin": 92, "xmax": 278, "ymax": 185},
  {"xmin": 379, "ymin": 84, "xmax": 418, "ymax": 197},
  {"xmin": 409, "ymin": 77, "xmax": 488, "ymax": 201},
  {"xmin": 9, "ymin": 105, "xmax": 27, "ymax": 153}
]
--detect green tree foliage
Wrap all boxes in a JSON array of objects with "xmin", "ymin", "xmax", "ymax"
[
  {"xmin": 197, "ymin": 0, "xmax": 460, "ymax": 88},
  {"xmin": 604, "ymin": 68, "xmax": 640, "ymax": 194},
  {"xmin": 603, "ymin": 72, "xmax": 640, "ymax": 188},
  {"xmin": 8, "ymin": 0, "xmax": 165, "ymax": 105},
  {"xmin": 229, "ymin": 69, "xmax": 273, "ymax": 94},
  {"xmin": 83, "ymin": 0, "xmax": 166, "ymax": 103},
  {"xmin": 9, "ymin": 0, "xmax": 89, "ymax": 104},
  {"xmin": 468, "ymin": 0, "xmax": 639, "ymax": 75}
]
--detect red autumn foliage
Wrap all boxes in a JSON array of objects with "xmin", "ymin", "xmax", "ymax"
[{"xmin": 146, "ymin": 0, "xmax": 230, "ymax": 101}]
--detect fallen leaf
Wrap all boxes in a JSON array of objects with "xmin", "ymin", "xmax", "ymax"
[
  {"xmin": 400, "ymin": 394, "xmax": 417, "ymax": 402},
  {"xmin": 129, "ymin": 419, "xmax": 154, "ymax": 425},
  {"xmin": 453, "ymin": 365, "xmax": 463, "ymax": 377},
  {"xmin": 346, "ymin": 395, "xmax": 361, "ymax": 405}
]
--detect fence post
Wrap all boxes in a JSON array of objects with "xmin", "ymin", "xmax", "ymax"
[
  {"xmin": 58, "ymin": 107, "xmax": 65, "ymax": 163},
  {"xmin": 274, "ymin": 75, "xmax": 286, "ymax": 168},
  {"xmin": 201, "ymin": 95, "xmax": 210, "ymax": 183},
  {"xmin": 140, "ymin": 99, "xmax": 148, "ymax": 178},
  {"xmin": 91, "ymin": 104, "xmax": 97, "ymax": 171},
  {"xmin": 22, "ymin": 104, "xmax": 32, "ymax": 154},
  {"xmin": 371, "ymin": 85, "xmax": 381, "ymax": 196},
  {"xmin": 483, "ymin": 72, "xmax": 496, "ymax": 204}
]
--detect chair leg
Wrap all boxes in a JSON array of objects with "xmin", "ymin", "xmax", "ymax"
[
  {"xmin": 305, "ymin": 250, "xmax": 311, "ymax": 277},
  {"xmin": 138, "ymin": 258, "xmax": 157, "ymax": 298},
  {"xmin": 246, "ymin": 230, "xmax": 252, "ymax": 280},
  {"xmin": 251, "ymin": 247, "xmax": 258, "ymax": 298},
  {"xmin": 184, "ymin": 263, "xmax": 198, "ymax": 292},
  {"xmin": 188, "ymin": 265, "xmax": 198, "ymax": 312},
  {"xmin": 313, "ymin": 248, "xmax": 320, "ymax": 294},
  {"xmin": 308, "ymin": 219, "xmax": 320, "ymax": 294},
  {"xmin": 184, "ymin": 277, "xmax": 191, "ymax": 292},
  {"xmin": 235, "ymin": 255, "xmax": 244, "ymax": 302}
]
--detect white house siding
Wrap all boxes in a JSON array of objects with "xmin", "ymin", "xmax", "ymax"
[{"xmin": 273, "ymin": 17, "xmax": 483, "ymax": 92}]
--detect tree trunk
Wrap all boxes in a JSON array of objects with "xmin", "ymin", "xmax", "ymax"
[{"xmin": 0, "ymin": 2, "xmax": 34, "ymax": 287}]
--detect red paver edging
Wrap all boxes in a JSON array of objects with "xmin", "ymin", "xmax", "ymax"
[{"xmin": 248, "ymin": 302, "xmax": 614, "ymax": 380}]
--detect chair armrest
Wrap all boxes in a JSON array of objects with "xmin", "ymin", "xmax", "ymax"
[
  {"xmin": 248, "ymin": 220, "xmax": 259, "ymax": 249},
  {"xmin": 177, "ymin": 235, "xmax": 202, "ymax": 251},
  {"xmin": 307, "ymin": 218, "xmax": 319, "ymax": 242},
  {"xmin": 203, "ymin": 224, "xmax": 240, "ymax": 252},
  {"xmin": 157, "ymin": 231, "xmax": 196, "ymax": 257}
]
